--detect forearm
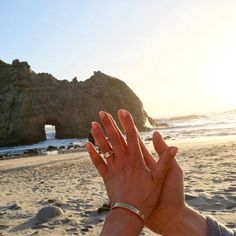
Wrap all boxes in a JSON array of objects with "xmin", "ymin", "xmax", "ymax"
[
  {"xmin": 101, "ymin": 208, "xmax": 144, "ymax": 236},
  {"xmin": 163, "ymin": 205, "xmax": 207, "ymax": 236}
]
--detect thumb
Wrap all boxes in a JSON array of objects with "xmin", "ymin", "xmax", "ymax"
[
  {"xmin": 152, "ymin": 146, "xmax": 178, "ymax": 182},
  {"xmin": 152, "ymin": 131, "xmax": 169, "ymax": 156}
]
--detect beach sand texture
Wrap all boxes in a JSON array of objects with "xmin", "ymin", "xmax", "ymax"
[{"xmin": 0, "ymin": 139, "xmax": 235, "ymax": 235}]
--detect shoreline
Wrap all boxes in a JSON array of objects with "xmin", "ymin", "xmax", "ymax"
[
  {"xmin": 0, "ymin": 146, "xmax": 88, "ymax": 161},
  {"xmin": 0, "ymin": 152, "xmax": 87, "ymax": 172},
  {"xmin": 1, "ymin": 134, "xmax": 236, "ymax": 162},
  {"xmin": 1, "ymin": 135, "xmax": 236, "ymax": 170},
  {"xmin": 169, "ymin": 134, "xmax": 236, "ymax": 147}
]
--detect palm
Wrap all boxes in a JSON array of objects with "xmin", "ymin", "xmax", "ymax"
[
  {"xmin": 145, "ymin": 159, "xmax": 185, "ymax": 234},
  {"xmin": 139, "ymin": 131, "xmax": 185, "ymax": 234}
]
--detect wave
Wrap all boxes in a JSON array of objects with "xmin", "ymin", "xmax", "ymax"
[
  {"xmin": 1, "ymin": 111, "xmax": 236, "ymax": 157},
  {"xmin": 167, "ymin": 114, "xmax": 207, "ymax": 121}
]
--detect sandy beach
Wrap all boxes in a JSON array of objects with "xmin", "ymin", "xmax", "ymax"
[{"xmin": 0, "ymin": 137, "xmax": 236, "ymax": 235}]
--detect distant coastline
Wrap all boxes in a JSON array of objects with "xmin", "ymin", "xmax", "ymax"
[{"xmin": 1, "ymin": 110, "xmax": 236, "ymax": 160}]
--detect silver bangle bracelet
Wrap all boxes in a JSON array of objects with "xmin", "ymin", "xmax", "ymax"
[{"xmin": 111, "ymin": 202, "xmax": 145, "ymax": 222}]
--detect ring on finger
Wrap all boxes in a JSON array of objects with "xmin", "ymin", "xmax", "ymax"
[{"xmin": 103, "ymin": 150, "xmax": 114, "ymax": 159}]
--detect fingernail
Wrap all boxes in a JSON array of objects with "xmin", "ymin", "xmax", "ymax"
[
  {"xmin": 122, "ymin": 110, "xmax": 129, "ymax": 117},
  {"xmin": 117, "ymin": 109, "xmax": 124, "ymax": 118},
  {"xmin": 99, "ymin": 111, "xmax": 106, "ymax": 119},
  {"xmin": 170, "ymin": 147, "xmax": 178, "ymax": 156},
  {"xmin": 91, "ymin": 122, "xmax": 99, "ymax": 129}
]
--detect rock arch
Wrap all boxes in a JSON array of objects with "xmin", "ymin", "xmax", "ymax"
[
  {"xmin": 43, "ymin": 118, "xmax": 62, "ymax": 139},
  {"xmin": 0, "ymin": 60, "xmax": 153, "ymax": 147}
]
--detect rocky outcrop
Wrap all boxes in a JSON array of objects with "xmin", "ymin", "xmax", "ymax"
[{"xmin": 0, "ymin": 59, "xmax": 153, "ymax": 147}]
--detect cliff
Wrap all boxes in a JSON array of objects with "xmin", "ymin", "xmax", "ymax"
[{"xmin": 0, "ymin": 59, "xmax": 153, "ymax": 147}]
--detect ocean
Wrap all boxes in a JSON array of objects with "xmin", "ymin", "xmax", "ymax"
[
  {"xmin": 146, "ymin": 110, "xmax": 236, "ymax": 142},
  {"xmin": 0, "ymin": 110, "xmax": 236, "ymax": 156}
]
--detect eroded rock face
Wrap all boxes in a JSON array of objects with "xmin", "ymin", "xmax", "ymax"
[{"xmin": 0, "ymin": 59, "xmax": 152, "ymax": 147}]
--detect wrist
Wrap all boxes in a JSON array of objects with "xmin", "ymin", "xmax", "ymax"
[
  {"xmin": 101, "ymin": 207, "xmax": 144, "ymax": 236},
  {"xmin": 112, "ymin": 202, "xmax": 144, "ymax": 222},
  {"xmin": 164, "ymin": 205, "xmax": 207, "ymax": 236}
]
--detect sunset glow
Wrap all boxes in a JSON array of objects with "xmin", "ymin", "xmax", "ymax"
[{"xmin": 1, "ymin": 1, "xmax": 236, "ymax": 117}]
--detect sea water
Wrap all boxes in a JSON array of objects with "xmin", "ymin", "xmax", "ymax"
[
  {"xmin": 151, "ymin": 110, "xmax": 236, "ymax": 141},
  {"xmin": 0, "ymin": 110, "xmax": 236, "ymax": 156}
]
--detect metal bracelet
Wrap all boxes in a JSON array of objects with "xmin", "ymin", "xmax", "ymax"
[{"xmin": 111, "ymin": 202, "xmax": 145, "ymax": 222}]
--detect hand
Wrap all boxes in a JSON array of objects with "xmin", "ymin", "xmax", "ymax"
[
  {"xmin": 86, "ymin": 110, "xmax": 176, "ymax": 218},
  {"xmin": 144, "ymin": 131, "xmax": 185, "ymax": 234},
  {"xmin": 143, "ymin": 132, "xmax": 207, "ymax": 236},
  {"xmin": 114, "ymin": 112, "xmax": 206, "ymax": 236}
]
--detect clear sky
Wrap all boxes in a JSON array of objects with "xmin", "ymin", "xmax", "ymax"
[{"xmin": 1, "ymin": 0, "xmax": 236, "ymax": 117}]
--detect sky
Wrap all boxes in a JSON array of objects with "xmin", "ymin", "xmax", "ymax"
[{"xmin": 1, "ymin": 0, "xmax": 236, "ymax": 117}]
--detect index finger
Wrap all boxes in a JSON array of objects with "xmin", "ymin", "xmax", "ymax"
[{"xmin": 152, "ymin": 131, "xmax": 169, "ymax": 156}]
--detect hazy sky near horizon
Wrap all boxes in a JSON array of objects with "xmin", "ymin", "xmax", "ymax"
[{"xmin": 1, "ymin": 0, "xmax": 236, "ymax": 117}]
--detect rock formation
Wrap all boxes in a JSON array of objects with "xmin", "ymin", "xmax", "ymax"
[{"xmin": 0, "ymin": 59, "xmax": 153, "ymax": 147}]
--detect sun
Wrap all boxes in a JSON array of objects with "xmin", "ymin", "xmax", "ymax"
[{"xmin": 205, "ymin": 54, "xmax": 236, "ymax": 109}]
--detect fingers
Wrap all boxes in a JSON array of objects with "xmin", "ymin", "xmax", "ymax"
[
  {"xmin": 117, "ymin": 109, "xmax": 141, "ymax": 156},
  {"xmin": 99, "ymin": 111, "xmax": 124, "ymax": 156},
  {"xmin": 152, "ymin": 131, "xmax": 169, "ymax": 156},
  {"xmin": 91, "ymin": 121, "xmax": 114, "ymax": 165},
  {"xmin": 108, "ymin": 114, "xmax": 127, "ymax": 151},
  {"xmin": 91, "ymin": 122, "xmax": 112, "ymax": 153},
  {"xmin": 86, "ymin": 141, "xmax": 107, "ymax": 179},
  {"xmin": 152, "ymin": 146, "xmax": 178, "ymax": 181},
  {"xmin": 139, "ymin": 136, "xmax": 156, "ymax": 169},
  {"xmin": 118, "ymin": 109, "xmax": 155, "ymax": 167}
]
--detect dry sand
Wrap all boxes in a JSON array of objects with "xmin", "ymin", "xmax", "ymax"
[{"xmin": 0, "ymin": 137, "xmax": 236, "ymax": 235}]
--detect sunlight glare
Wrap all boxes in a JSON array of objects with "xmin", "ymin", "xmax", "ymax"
[{"xmin": 206, "ymin": 57, "xmax": 236, "ymax": 108}]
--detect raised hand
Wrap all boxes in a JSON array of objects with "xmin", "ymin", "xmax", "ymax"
[
  {"xmin": 144, "ymin": 132, "xmax": 185, "ymax": 234},
  {"xmin": 86, "ymin": 110, "xmax": 176, "ymax": 225},
  {"xmin": 116, "ymin": 111, "xmax": 207, "ymax": 236},
  {"xmin": 144, "ymin": 132, "xmax": 207, "ymax": 236}
]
